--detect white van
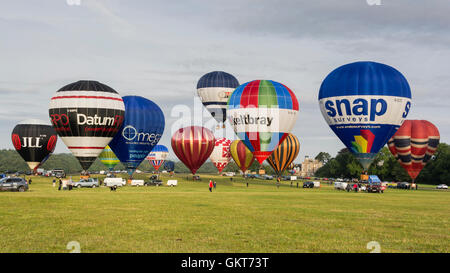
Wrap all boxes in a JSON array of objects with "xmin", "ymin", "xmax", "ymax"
[
  {"xmin": 103, "ymin": 177, "xmax": 126, "ymax": 187},
  {"xmin": 131, "ymin": 180, "xmax": 145, "ymax": 186},
  {"xmin": 313, "ymin": 181, "xmax": 321, "ymax": 188},
  {"xmin": 167, "ymin": 180, "xmax": 178, "ymax": 186},
  {"xmin": 334, "ymin": 182, "xmax": 348, "ymax": 190}
]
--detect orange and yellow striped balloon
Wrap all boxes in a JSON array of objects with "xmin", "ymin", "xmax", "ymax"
[
  {"xmin": 230, "ymin": 140, "xmax": 255, "ymax": 173},
  {"xmin": 266, "ymin": 134, "xmax": 300, "ymax": 176}
]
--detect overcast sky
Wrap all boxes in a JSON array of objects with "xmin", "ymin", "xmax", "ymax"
[{"xmin": 1, "ymin": 0, "xmax": 449, "ymax": 163}]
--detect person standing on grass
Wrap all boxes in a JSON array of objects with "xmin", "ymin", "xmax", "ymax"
[
  {"xmin": 53, "ymin": 179, "xmax": 56, "ymax": 187},
  {"xmin": 209, "ymin": 180, "xmax": 213, "ymax": 192},
  {"xmin": 213, "ymin": 181, "xmax": 216, "ymax": 190},
  {"xmin": 58, "ymin": 179, "xmax": 62, "ymax": 191}
]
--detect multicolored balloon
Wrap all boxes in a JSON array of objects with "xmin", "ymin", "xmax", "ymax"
[
  {"xmin": 98, "ymin": 145, "xmax": 120, "ymax": 171},
  {"xmin": 11, "ymin": 119, "xmax": 58, "ymax": 171},
  {"xmin": 109, "ymin": 96, "xmax": 165, "ymax": 176},
  {"xmin": 209, "ymin": 138, "xmax": 232, "ymax": 173},
  {"xmin": 318, "ymin": 61, "xmax": 412, "ymax": 170},
  {"xmin": 49, "ymin": 80, "xmax": 125, "ymax": 170},
  {"xmin": 266, "ymin": 133, "xmax": 300, "ymax": 176},
  {"xmin": 227, "ymin": 80, "xmax": 299, "ymax": 164},
  {"xmin": 230, "ymin": 140, "xmax": 255, "ymax": 173},
  {"xmin": 388, "ymin": 120, "xmax": 440, "ymax": 181},
  {"xmin": 197, "ymin": 71, "xmax": 239, "ymax": 126},
  {"xmin": 171, "ymin": 126, "xmax": 215, "ymax": 175},
  {"xmin": 146, "ymin": 145, "xmax": 169, "ymax": 171}
]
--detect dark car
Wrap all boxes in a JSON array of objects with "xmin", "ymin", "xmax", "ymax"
[
  {"xmin": 397, "ymin": 182, "xmax": 411, "ymax": 189},
  {"xmin": 0, "ymin": 177, "xmax": 29, "ymax": 192},
  {"xmin": 303, "ymin": 181, "xmax": 314, "ymax": 188},
  {"xmin": 145, "ymin": 175, "xmax": 163, "ymax": 186}
]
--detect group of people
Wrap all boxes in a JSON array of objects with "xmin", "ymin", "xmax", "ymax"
[
  {"xmin": 346, "ymin": 183, "xmax": 363, "ymax": 192},
  {"xmin": 208, "ymin": 180, "xmax": 217, "ymax": 192}
]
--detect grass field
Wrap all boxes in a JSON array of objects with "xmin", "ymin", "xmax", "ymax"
[{"xmin": 0, "ymin": 174, "xmax": 448, "ymax": 253}]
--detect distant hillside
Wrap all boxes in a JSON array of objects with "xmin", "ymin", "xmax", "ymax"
[{"xmin": 0, "ymin": 149, "xmax": 275, "ymax": 175}]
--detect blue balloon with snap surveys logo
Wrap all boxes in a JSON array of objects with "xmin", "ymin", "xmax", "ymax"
[
  {"xmin": 318, "ymin": 61, "xmax": 412, "ymax": 170},
  {"xmin": 109, "ymin": 96, "xmax": 165, "ymax": 176}
]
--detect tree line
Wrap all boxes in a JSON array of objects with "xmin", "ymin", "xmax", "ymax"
[
  {"xmin": 314, "ymin": 143, "xmax": 450, "ymax": 185},
  {"xmin": 0, "ymin": 149, "xmax": 275, "ymax": 175}
]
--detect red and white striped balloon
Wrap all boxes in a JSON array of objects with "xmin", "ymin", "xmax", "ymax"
[{"xmin": 387, "ymin": 120, "xmax": 440, "ymax": 180}]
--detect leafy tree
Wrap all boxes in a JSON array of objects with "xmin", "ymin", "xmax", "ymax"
[{"xmin": 315, "ymin": 152, "xmax": 331, "ymax": 164}]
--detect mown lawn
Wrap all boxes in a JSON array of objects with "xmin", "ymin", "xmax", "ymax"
[{"xmin": 0, "ymin": 174, "xmax": 448, "ymax": 253}]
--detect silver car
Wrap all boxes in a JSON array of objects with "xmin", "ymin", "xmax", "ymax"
[
  {"xmin": 71, "ymin": 178, "xmax": 99, "ymax": 188},
  {"xmin": 0, "ymin": 177, "xmax": 29, "ymax": 192}
]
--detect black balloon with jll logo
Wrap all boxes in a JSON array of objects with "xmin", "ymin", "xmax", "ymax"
[{"xmin": 11, "ymin": 119, "xmax": 58, "ymax": 171}]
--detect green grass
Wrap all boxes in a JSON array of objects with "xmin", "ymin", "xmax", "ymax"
[{"xmin": 0, "ymin": 174, "xmax": 448, "ymax": 253}]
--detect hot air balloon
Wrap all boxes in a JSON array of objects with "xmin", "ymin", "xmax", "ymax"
[
  {"xmin": 197, "ymin": 71, "xmax": 239, "ymax": 127},
  {"xmin": 387, "ymin": 120, "xmax": 440, "ymax": 182},
  {"xmin": 171, "ymin": 126, "xmax": 215, "ymax": 175},
  {"xmin": 163, "ymin": 160, "xmax": 175, "ymax": 172},
  {"xmin": 49, "ymin": 80, "xmax": 125, "ymax": 171},
  {"xmin": 11, "ymin": 119, "xmax": 58, "ymax": 172},
  {"xmin": 209, "ymin": 138, "xmax": 232, "ymax": 173},
  {"xmin": 146, "ymin": 145, "xmax": 169, "ymax": 171},
  {"xmin": 227, "ymin": 80, "xmax": 299, "ymax": 164},
  {"xmin": 266, "ymin": 133, "xmax": 300, "ymax": 176},
  {"xmin": 109, "ymin": 96, "xmax": 165, "ymax": 176},
  {"xmin": 230, "ymin": 140, "xmax": 255, "ymax": 173},
  {"xmin": 98, "ymin": 145, "xmax": 120, "ymax": 171},
  {"xmin": 318, "ymin": 61, "xmax": 412, "ymax": 170}
]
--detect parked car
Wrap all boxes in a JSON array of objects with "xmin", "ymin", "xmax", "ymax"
[
  {"xmin": 71, "ymin": 178, "xmax": 99, "ymax": 188},
  {"xmin": 52, "ymin": 169, "xmax": 66, "ymax": 178},
  {"xmin": 262, "ymin": 175, "xmax": 273, "ymax": 180},
  {"xmin": 397, "ymin": 182, "xmax": 411, "ymax": 189},
  {"xmin": 103, "ymin": 177, "xmax": 126, "ymax": 187},
  {"xmin": 367, "ymin": 182, "xmax": 385, "ymax": 193},
  {"xmin": 313, "ymin": 181, "xmax": 321, "ymax": 188},
  {"xmin": 146, "ymin": 175, "xmax": 163, "ymax": 186},
  {"xmin": 0, "ymin": 177, "xmax": 28, "ymax": 192},
  {"xmin": 223, "ymin": 172, "xmax": 235, "ymax": 177},
  {"xmin": 303, "ymin": 181, "xmax": 314, "ymax": 188},
  {"xmin": 436, "ymin": 184, "xmax": 448, "ymax": 190}
]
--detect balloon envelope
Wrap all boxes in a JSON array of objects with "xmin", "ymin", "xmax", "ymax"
[
  {"xmin": 230, "ymin": 140, "xmax": 255, "ymax": 173},
  {"xmin": 228, "ymin": 80, "xmax": 299, "ymax": 164},
  {"xmin": 318, "ymin": 61, "xmax": 412, "ymax": 170},
  {"xmin": 11, "ymin": 119, "xmax": 58, "ymax": 171},
  {"xmin": 171, "ymin": 126, "xmax": 215, "ymax": 175},
  {"xmin": 197, "ymin": 71, "xmax": 239, "ymax": 125},
  {"xmin": 266, "ymin": 133, "xmax": 300, "ymax": 176},
  {"xmin": 209, "ymin": 138, "xmax": 232, "ymax": 173},
  {"xmin": 146, "ymin": 145, "xmax": 169, "ymax": 171},
  {"xmin": 163, "ymin": 160, "xmax": 175, "ymax": 172},
  {"xmin": 49, "ymin": 80, "xmax": 125, "ymax": 170},
  {"xmin": 98, "ymin": 145, "xmax": 120, "ymax": 171},
  {"xmin": 109, "ymin": 96, "xmax": 165, "ymax": 176},
  {"xmin": 388, "ymin": 120, "xmax": 439, "ymax": 180}
]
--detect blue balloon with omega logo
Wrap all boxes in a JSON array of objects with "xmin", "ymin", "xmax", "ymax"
[
  {"xmin": 318, "ymin": 61, "xmax": 412, "ymax": 170},
  {"xmin": 109, "ymin": 96, "xmax": 165, "ymax": 176}
]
